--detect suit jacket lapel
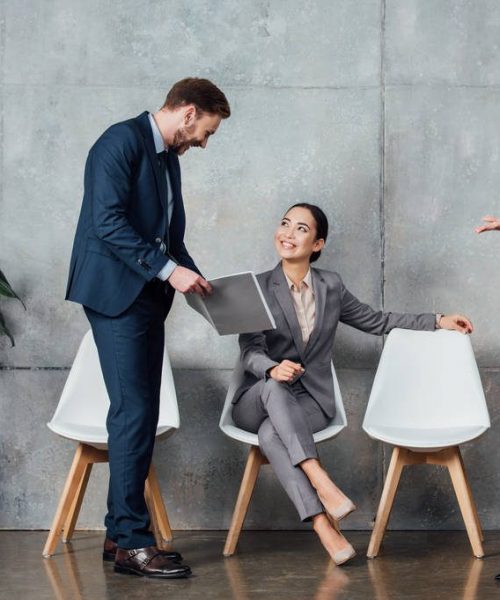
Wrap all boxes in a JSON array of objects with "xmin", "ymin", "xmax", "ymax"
[
  {"xmin": 133, "ymin": 112, "xmax": 169, "ymax": 231},
  {"xmin": 272, "ymin": 263, "xmax": 306, "ymax": 360},
  {"xmin": 305, "ymin": 268, "xmax": 327, "ymax": 354}
]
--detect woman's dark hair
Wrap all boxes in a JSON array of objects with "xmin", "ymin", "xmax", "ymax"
[{"xmin": 285, "ymin": 203, "xmax": 329, "ymax": 263}]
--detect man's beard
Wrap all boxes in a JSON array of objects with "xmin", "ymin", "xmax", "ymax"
[{"xmin": 171, "ymin": 124, "xmax": 201, "ymax": 155}]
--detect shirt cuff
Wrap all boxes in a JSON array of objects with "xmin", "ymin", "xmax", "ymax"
[
  {"xmin": 435, "ymin": 313, "xmax": 443, "ymax": 329},
  {"xmin": 156, "ymin": 260, "xmax": 177, "ymax": 282}
]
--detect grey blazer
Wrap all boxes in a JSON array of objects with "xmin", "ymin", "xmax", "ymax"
[{"xmin": 233, "ymin": 263, "xmax": 436, "ymax": 418}]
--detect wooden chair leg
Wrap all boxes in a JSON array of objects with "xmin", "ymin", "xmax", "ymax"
[
  {"xmin": 144, "ymin": 482, "xmax": 162, "ymax": 548},
  {"xmin": 445, "ymin": 447, "xmax": 484, "ymax": 558},
  {"xmin": 62, "ymin": 463, "xmax": 93, "ymax": 543},
  {"xmin": 146, "ymin": 463, "xmax": 173, "ymax": 545},
  {"xmin": 367, "ymin": 446, "xmax": 405, "ymax": 558},
  {"xmin": 223, "ymin": 446, "xmax": 266, "ymax": 557},
  {"xmin": 458, "ymin": 451, "xmax": 484, "ymax": 542},
  {"xmin": 43, "ymin": 444, "xmax": 88, "ymax": 557},
  {"xmin": 43, "ymin": 444, "xmax": 108, "ymax": 557}
]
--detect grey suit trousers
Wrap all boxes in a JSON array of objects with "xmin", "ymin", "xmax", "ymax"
[{"xmin": 232, "ymin": 378, "xmax": 329, "ymax": 521}]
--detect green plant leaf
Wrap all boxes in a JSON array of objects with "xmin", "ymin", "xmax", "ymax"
[
  {"xmin": 0, "ymin": 269, "xmax": 26, "ymax": 309},
  {"xmin": 0, "ymin": 309, "xmax": 15, "ymax": 347}
]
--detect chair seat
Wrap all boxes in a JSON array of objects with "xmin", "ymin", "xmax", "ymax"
[
  {"xmin": 223, "ymin": 422, "xmax": 345, "ymax": 446},
  {"xmin": 220, "ymin": 362, "xmax": 347, "ymax": 449},
  {"xmin": 47, "ymin": 421, "xmax": 174, "ymax": 448},
  {"xmin": 363, "ymin": 424, "xmax": 489, "ymax": 451}
]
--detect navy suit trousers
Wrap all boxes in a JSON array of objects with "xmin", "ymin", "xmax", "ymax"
[{"xmin": 84, "ymin": 280, "xmax": 173, "ymax": 549}]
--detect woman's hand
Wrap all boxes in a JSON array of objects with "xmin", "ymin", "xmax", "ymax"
[
  {"xmin": 474, "ymin": 215, "xmax": 500, "ymax": 233},
  {"xmin": 439, "ymin": 314, "xmax": 473, "ymax": 334},
  {"xmin": 269, "ymin": 360, "xmax": 304, "ymax": 383}
]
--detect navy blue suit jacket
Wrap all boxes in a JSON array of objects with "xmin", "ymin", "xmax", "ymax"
[{"xmin": 66, "ymin": 111, "xmax": 200, "ymax": 317}]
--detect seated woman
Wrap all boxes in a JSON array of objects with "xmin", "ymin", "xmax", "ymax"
[{"xmin": 231, "ymin": 203, "xmax": 473, "ymax": 566}]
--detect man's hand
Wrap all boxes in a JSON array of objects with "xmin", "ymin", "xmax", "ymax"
[
  {"xmin": 269, "ymin": 360, "xmax": 304, "ymax": 383},
  {"xmin": 474, "ymin": 215, "xmax": 500, "ymax": 234},
  {"xmin": 439, "ymin": 314, "xmax": 473, "ymax": 334},
  {"xmin": 168, "ymin": 266, "xmax": 213, "ymax": 296}
]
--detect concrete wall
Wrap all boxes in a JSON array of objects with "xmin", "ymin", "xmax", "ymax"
[{"xmin": 1, "ymin": 0, "xmax": 500, "ymax": 531}]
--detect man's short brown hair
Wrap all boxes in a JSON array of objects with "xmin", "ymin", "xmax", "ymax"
[{"xmin": 163, "ymin": 78, "xmax": 230, "ymax": 119}]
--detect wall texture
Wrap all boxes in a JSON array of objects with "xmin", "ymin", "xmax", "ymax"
[{"xmin": 1, "ymin": 0, "xmax": 500, "ymax": 531}]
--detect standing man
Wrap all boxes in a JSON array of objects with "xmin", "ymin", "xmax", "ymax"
[{"xmin": 66, "ymin": 78, "xmax": 230, "ymax": 579}]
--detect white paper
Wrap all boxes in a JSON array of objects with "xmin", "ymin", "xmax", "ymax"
[{"xmin": 185, "ymin": 271, "xmax": 276, "ymax": 336}]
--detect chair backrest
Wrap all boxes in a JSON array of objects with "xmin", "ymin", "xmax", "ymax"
[
  {"xmin": 362, "ymin": 329, "xmax": 490, "ymax": 431},
  {"xmin": 219, "ymin": 360, "xmax": 347, "ymax": 444},
  {"xmin": 49, "ymin": 330, "xmax": 179, "ymax": 434}
]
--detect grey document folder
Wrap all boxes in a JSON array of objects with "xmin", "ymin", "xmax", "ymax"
[{"xmin": 185, "ymin": 272, "xmax": 276, "ymax": 336}]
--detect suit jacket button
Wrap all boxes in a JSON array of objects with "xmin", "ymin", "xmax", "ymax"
[{"xmin": 155, "ymin": 237, "xmax": 162, "ymax": 244}]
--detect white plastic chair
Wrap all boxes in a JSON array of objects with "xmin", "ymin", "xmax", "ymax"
[
  {"xmin": 220, "ymin": 361, "xmax": 347, "ymax": 556},
  {"xmin": 43, "ymin": 330, "xmax": 179, "ymax": 557},
  {"xmin": 362, "ymin": 328, "xmax": 490, "ymax": 558}
]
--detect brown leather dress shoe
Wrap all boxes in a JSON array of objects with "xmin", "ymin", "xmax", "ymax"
[
  {"xmin": 114, "ymin": 545, "xmax": 191, "ymax": 579},
  {"xmin": 103, "ymin": 537, "xmax": 182, "ymax": 563}
]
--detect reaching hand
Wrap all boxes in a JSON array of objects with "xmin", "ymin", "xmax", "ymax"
[
  {"xmin": 269, "ymin": 360, "xmax": 304, "ymax": 383},
  {"xmin": 168, "ymin": 266, "xmax": 213, "ymax": 296},
  {"xmin": 438, "ymin": 314, "xmax": 473, "ymax": 334},
  {"xmin": 474, "ymin": 215, "xmax": 500, "ymax": 234}
]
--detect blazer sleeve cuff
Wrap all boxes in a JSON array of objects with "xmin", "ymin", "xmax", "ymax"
[
  {"xmin": 255, "ymin": 356, "xmax": 279, "ymax": 379},
  {"xmin": 156, "ymin": 259, "xmax": 177, "ymax": 282}
]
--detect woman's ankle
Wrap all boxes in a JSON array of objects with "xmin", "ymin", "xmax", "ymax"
[
  {"xmin": 312, "ymin": 512, "xmax": 329, "ymax": 530},
  {"xmin": 312, "ymin": 514, "xmax": 350, "ymax": 551},
  {"xmin": 315, "ymin": 473, "xmax": 345, "ymax": 501}
]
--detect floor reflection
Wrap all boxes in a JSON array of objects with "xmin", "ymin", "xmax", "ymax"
[
  {"xmin": 223, "ymin": 554, "xmax": 350, "ymax": 600},
  {"xmin": 43, "ymin": 542, "xmax": 85, "ymax": 600},
  {"xmin": 368, "ymin": 554, "xmax": 484, "ymax": 600},
  {"xmin": 23, "ymin": 531, "xmax": 499, "ymax": 600}
]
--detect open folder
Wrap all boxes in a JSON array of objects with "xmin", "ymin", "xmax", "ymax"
[{"xmin": 185, "ymin": 271, "xmax": 276, "ymax": 336}]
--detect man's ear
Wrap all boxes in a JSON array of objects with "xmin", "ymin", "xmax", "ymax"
[{"xmin": 184, "ymin": 105, "xmax": 197, "ymax": 126}]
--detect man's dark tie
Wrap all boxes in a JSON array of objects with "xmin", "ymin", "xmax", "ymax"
[
  {"xmin": 158, "ymin": 150, "xmax": 169, "ymax": 181},
  {"xmin": 158, "ymin": 150, "xmax": 180, "ymax": 247}
]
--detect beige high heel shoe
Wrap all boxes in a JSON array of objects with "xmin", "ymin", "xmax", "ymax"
[
  {"xmin": 318, "ymin": 494, "xmax": 357, "ymax": 522},
  {"xmin": 332, "ymin": 544, "xmax": 357, "ymax": 566},
  {"xmin": 326, "ymin": 514, "xmax": 356, "ymax": 566}
]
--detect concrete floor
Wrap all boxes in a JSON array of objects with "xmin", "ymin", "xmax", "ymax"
[{"xmin": 2, "ymin": 530, "xmax": 500, "ymax": 599}]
